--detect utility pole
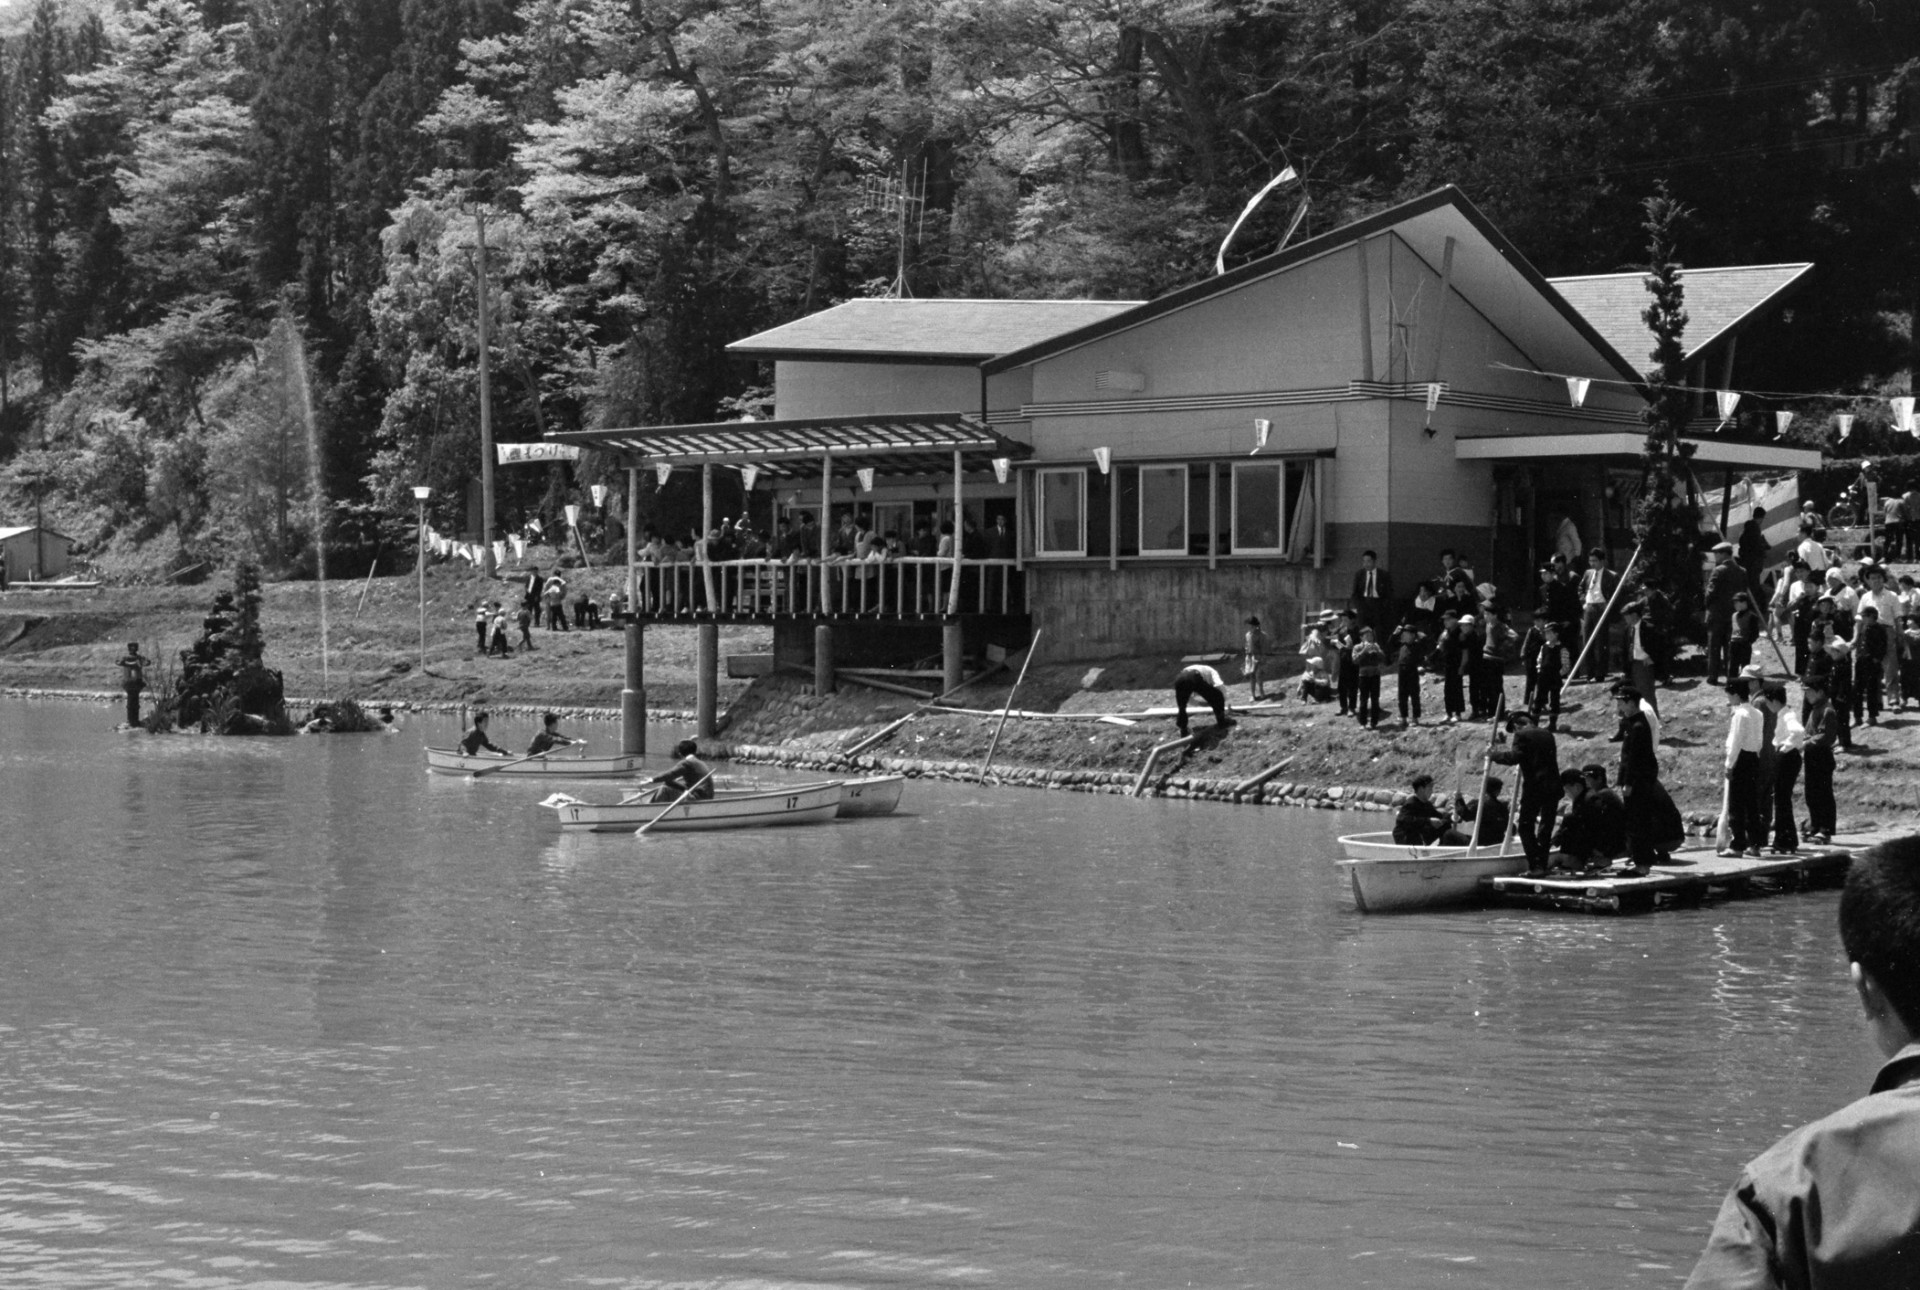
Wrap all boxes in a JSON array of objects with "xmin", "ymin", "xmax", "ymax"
[{"xmin": 476, "ymin": 208, "xmax": 497, "ymax": 577}]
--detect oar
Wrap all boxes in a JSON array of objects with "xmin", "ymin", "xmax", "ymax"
[
  {"xmin": 1467, "ymin": 693, "xmax": 1506, "ymax": 850},
  {"xmin": 635, "ymin": 771, "xmax": 715, "ymax": 837},
  {"xmin": 471, "ymin": 739, "xmax": 585, "ymax": 779}
]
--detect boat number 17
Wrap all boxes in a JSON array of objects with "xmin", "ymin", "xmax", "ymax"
[{"xmin": 786, "ymin": 796, "xmax": 799, "ymax": 809}]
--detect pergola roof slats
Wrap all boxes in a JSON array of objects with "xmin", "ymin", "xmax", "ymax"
[{"xmin": 547, "ymin": 412, "xmax": 1030, "ymax": 479}]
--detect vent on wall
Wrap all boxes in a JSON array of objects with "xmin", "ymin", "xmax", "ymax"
[{"xmin": 1094, "ymin": 369, "xmax": 1146, "ymax": 393}]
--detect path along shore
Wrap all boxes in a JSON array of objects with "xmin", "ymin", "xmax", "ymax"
[{"xmin": 5, "ymin": 574, "xmax": 1919, "ymax": 836}]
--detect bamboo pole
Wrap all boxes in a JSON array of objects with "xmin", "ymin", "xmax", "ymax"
[
  {"xmin": 1132, "ymin": 735, "xmax": 1195, "ymax": 797},
  {"xmin": 1565, "ymin": 539, "xmax": 1646, "ymax": 684},
  {"xmin": 843, "ymin": 713, "xmax": 916, "ymax": 758},
  {"xmin": 978, "ymin": 629, "xmax": 1042, "ymax": 781}
]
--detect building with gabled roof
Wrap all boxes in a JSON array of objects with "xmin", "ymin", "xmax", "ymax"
[{"xmin": 557, "ymin": 184, "xmax": 1823, "ymax": 698}]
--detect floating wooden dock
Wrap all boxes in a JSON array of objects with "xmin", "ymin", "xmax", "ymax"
[{"xmin": 1480, "ymin": 832, "xmax": 1914, "ymax": 914}]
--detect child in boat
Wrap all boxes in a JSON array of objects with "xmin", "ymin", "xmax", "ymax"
[
  {"xmin": 648, "ymin": 739, "xmax": 715, "ymax": 802},
  {"xmin": 1685, "ymin": 836, "xmax": 1920, "ymax": 1286}
]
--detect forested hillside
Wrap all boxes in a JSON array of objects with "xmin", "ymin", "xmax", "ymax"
[{"xmin": 0, "ymin": 0, "xmax": 1915, "ymax": 579}]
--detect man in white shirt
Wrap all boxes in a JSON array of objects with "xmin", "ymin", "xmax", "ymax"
[
  {"xmin": 1762, "ymin": 682, "xmax": 1804, "ymax": 853},
  {"xmin": 1860, "ymin": 565, "xmax": 1904, "ymax": 697},
  {"xmin": 1721, "ymin": 679, "xmax": 1766, "ymax": 857},
  {"xmin": 1578, "ymin": 548, "xmax": 1619, "ymax": 680},
  {"xmin": 1797, "ymin": 528, "xmax": 1831, "ymax": 574},
  {"xmin": 1172, "ymin": 662, "xmax": 1236, "ymax": 734}
]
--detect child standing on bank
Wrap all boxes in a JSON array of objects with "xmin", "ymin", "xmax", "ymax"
[
  {"xmin": 1351, "ymin": 626, "xmax": 1385, "ymax": 729},
  {"xmin": 1393, "ymin": 623, "xmax": 1424, "ymax": 726},
  {"xmin": 1439, "ymin": 612, "xmax": 1467, "ymax": 724},
  {"xmin": 1243, "ymin": 615, "xmax": 1271, "ymax": 701},
  {"xmin": 1532, "ymin": 620, "xmax": 1567, "ymax": 732}
]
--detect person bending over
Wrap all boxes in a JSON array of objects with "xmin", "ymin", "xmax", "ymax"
[{"xmin": 648, "ymin": 739, "xmax": 715, "ymax": 803}]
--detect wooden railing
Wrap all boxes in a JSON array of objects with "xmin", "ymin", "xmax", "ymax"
[{"xmin": 615, "ymin": 557, "xmax": 1024, "ymax": 619}]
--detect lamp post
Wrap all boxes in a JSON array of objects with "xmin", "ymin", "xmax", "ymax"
[{"xmin": 413, "ymin": 485, "xmax": 433, "ymax": 671}]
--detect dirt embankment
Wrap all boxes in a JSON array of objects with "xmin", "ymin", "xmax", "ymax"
[{"xmin": 6, "ymin": 576, "xmax": 1919, "ymax": 834}]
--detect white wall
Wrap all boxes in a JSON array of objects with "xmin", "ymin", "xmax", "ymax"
[{"xmin": 774, "ymin": 360, "xmax": 980, "ymax": 420}]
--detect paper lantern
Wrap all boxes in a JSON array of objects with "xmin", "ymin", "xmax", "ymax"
[
  {"xmin": 590, "ymin": 484, "xmax": 608, "ymax": 508},
  {"xmin": 1424, "ymin": 384, "xmax": 1443, "ymax": 412},
  {"xmin": 491, "ymin": 540, "xmax": 506, "ymax": 565},
  {"xmin": 565, "ymin": 503, "xmax": 580, "ymax": 527},
  {"xmin": 1715, "ymin": 390, "xmax": 1741, "ymax": 422},
  {"xmin": 857, "ymin": 467, "xmax": 875, "ymax": 492},
  {"xmin": 1894, "ymin": 396, "xmax": 1917, "ymax": 435},
  {"xmin": 1837, "ymin": 414, "xmax": 1854, "ymax": 441},
  {"xmin": 739, "ymin": 464, "xmax": 758, "ymax": 491},
  {"xmin": 1774, "ymin": 411, "xmax": 1793, "ymax": 439}
]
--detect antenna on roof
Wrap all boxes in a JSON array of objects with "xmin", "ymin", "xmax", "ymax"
[{"xmin": 861, "ymin": 157, "xmax": 929, "ymax": 298}]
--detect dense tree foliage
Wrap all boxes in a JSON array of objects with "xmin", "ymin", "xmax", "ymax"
[{"xmin": 0, "ymin": 0, "xmax": 1914, "ymax": 578}]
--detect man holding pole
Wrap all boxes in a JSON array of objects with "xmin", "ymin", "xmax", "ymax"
[
  {"xmin": 1490, "ymin": 711, "xmax": 1561, "ymax": 876},
  {"xmin": 1577, "ymin": 548, "xmax": 1619, "ymax": 680}
]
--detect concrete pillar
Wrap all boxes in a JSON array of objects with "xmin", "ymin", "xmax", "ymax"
[
  {"xmin": 814, "ymin": 624, "xmax": 835, "ymax": 695},
  {"xmin": 942, "ymin": 620, "xmax": 964, "ymax": 696},
  {"xmin": 621, "ymin": 622, "xmax": 646, "ymax": 755},
  {"xmin": 696, "ymin": 622, "xmax": 718, "ymax": 737}
]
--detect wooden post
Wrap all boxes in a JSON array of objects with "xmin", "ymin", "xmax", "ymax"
[
  {"xmin": 978, "ymin": 629, "xmax": 1041, "ymax": 781},
  {"xmin": 476, "ymin": 208, "xmax": 497, "ymax": 576},
  {"xmin": 701, "ymin": 463, "xmax": 717, "ymax": 613},
  {"xmin": 696, "ymin": 622, "xmax": 718, "ymax": 737},
  {"xmin": 814, "ymin": 624, "xmax": 835, "ymax": 695},
  {"xmin": 820, "ymin": 452, "xmax": 833, "ymax": 613},
  {"xmin": 946, "ymin": 448, "xmax": 964, "ymax": 615},
  {"xmin": 1566, "ymin": 540, "xmax": 1646, "ymax": 683},
  {"xmin": 1719, "ymin": 468, "xmax": 1734, "ymax": 538},
  {"xmin": 1208, "ymin": 461, "xmax": 1218, "ymax": 570},
  {"xmin": 1312, "ymin": 457, "xmax": 1326, "ymax": 568},
  {"xmin": 621, "ymin": 621, "xmax": 646, "ymax": 755},
  {"xmin": 1108, "ymin": 459, "xmax": 1119, "ymax": 572},
  {"xmin": 942, "ymin": 619, "xmax": 964, "ymax": 696}
]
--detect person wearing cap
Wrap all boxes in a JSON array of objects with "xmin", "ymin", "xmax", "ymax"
[
  {"xmin": 526, "ymin": 712, "xmax": 580, "ymax": 756},
  {"xmin": 1773, "ymin": 558, "xmax": 1818, "ymax": 676},
  {"xmin": 116, "ymin": 642, "xmax": 147, "ymax": 727},
  {"xmin": 1614, "ymin": 682, "xmax": 1681, "ymax": 875},
  {"xmin": 1705, "ymin": 540, "xmax": 1746, "ymax": 685},
  {"xmin": 1728, "ymin": 591, "xmax": 1761, "ymax": 678},
  {"xmin": 1720, "ymin": 679, "xmax": 1767, "ymax": 858},
  {"xmin": 1854, "ymin": 604, "xmax": 1892, "ymax": 728},
  {"xmin": 1392, "ymin": 622, "xmax": 1425, "ymax": 726},
  {"xmin": 1551, "ymin": 767, "xmax": 1624, "ymax": 873},
  {"xmin": 1802, "ymin": 676, "xmax": 1840, "ymax": 843},
  {"xmin": 1491, "ymin": 711, "xmax": 1562, "ymax": 875},
  {"xmin": 1531, "ymin": 619, "xmax": 1568, "ymax": 731},
  {"xmin": 1172, "ymin": 661, "xmax": 1236, "ymax": 735}
]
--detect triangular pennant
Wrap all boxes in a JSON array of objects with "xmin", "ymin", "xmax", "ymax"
[
  {"xmin": 527, "ymin": 517, "xmax": 543, "ymax": 535},
  {"xmin": 511, "ymin": 534, "xmax": 526, "ymax": 558},
  {"xmin": 1566, "ymin": 377, "xmax": 1590, "ymax": 409},
  {"xmin": 1252, "ymin": 419, "xmax": 1272, "ymax": 455},
  {"xmin": 655, "ymin": 463, "xmax": 673, "ymax": 487},
  {"xmin": 565, "ymin": 503, "xmax": 580, "ymax": 526},
  {"xmin": 1838, "ymin": 414, "xmax": 1854, "ymax": 441},
  {"xmin": 491, "ymin": 540, "xmax": 506, "ymax": 565},
  {"xmin": 739, "ymin": 464, "xmax": 759, "ymax": 491},
  {"xmin": 1774, "ymin": 410, "xmax": 1793, "ymax": 439},
  {"xmin": 857, "ymin": 467, "xmax": 875, "ymax": 492},
  {"xmin": 1424, "ymin": 383, "xmax": 1443, "ymax": 412},
  {"xmin": 1092, "ymin": 446, "xmax": 1111, "ymax": 475},
  {"xmin": 1894, "ymin": 396, "xmax": 1917, "ymax": 434},
  {"xmin": 590, "ymin": 483, "xmax": 608, "ymax": 507},
  {"xmin": 1715, "ymin": 390, "xmax": 1741, "ymax": 421},
  {"xmin": 991, "ymin": 457, "xmax": 1010, "ymax": 484}
]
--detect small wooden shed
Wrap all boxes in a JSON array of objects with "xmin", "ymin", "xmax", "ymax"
[{"xmin": 0, "ymin": 525, "xmax": 75, "ymax": 582}]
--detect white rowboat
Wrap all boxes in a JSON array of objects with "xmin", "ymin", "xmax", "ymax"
[
  {"xmin": 1335, "ymin": 831, "xmax": 1527, "ymax": 913},
  {"xmin": 545, "ymin": 781, "xmax": 845, "ymax": 832},
  {"xmin": 836, "ymin": 774, "xmax": 906, "ymax": 817},
  {"xmin": 426, "ymin": 746, "xmax": 651, "ymax": 777}
]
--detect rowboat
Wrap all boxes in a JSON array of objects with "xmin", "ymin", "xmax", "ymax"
[
  {"xmin": 425, "ymin": 746, "xmax": 650, "ymax": 778},
  {"xmin": 1335, "ymin": 831, "xmax": 1527, "ymax": 913},
  {"xmin": 542, "ymin": 781, "xmax": 845, "ymax": 832},
  {"xmin": 836, "ymin": 774, "xmax": 906, "ymax": 817}
]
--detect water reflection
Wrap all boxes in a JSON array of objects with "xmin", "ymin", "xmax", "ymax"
[{"xmin": 0, "ymin": 699, "xmax": 1879, "ymax": 1287}]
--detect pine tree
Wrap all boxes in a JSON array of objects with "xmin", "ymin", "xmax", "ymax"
[{"xmin": 1632, "ymin": 186, "xmax": 1703, "ymax": 660}]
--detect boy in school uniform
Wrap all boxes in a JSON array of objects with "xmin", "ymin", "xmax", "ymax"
[
  {"xmin": 1334, "ymin": 611, "xmax": 1359, "ymax": 716},
  {"xmin": 1684, "ymin": 836, "xmax": 1920, "ymax": 1288},
  {"xmin": 1438, "ymin": 611, "xmax": 1467, "ymax": 724},
  {"xmin": 1531, "ymin": 620, "xmax": 1567, "ymax": 732},
  {"xmin": 1393, "ymin": 623, "xmax": 1424, "ymax": 727},
  {"xmin": 1728, "ymin": 592, "xmax": 1761, "ymax": 679},
  {"xmin": 1351, "ymin": 626, "xmax": 1385, "ymax": 729}
]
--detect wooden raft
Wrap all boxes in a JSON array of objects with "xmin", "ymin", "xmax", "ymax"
[{"xmin": 1480, "ymin": 835, "xmax": 1908, "ymax": 915}]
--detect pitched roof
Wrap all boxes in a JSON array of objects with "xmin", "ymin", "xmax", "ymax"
[
  {"xmin": 726, "ymin": 298, "xmax": 1143, "ymax": 362},
  {"xmin": 981, "ymin": 186, "xmax": 1649, "ymax": 387},
  {"xmin": 1547, "ymin": 264, "xmax": 1814, "ymax": 370},
  {"xmin": 548, "ymin": 413, "xmax": 1030, "ymax": 480},
  {"xmin": 0, "ymin": 525, "xmax": 71, "ymax": 542}
]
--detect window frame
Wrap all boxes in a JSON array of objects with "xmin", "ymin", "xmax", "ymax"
[
  {"xmin": 1230, "ymin": 460, "xmax": 1288, "ymax": 557},
  {"xmin": 1136, "ymin": 463, "xmax": 1189, "ymax": 557},
  {"xmin": 1034, "ymin": 466, "xmax": 1088, "ymax": 558}
]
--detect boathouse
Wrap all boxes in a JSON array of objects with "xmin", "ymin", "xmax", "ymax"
[
  {"xmin": 0, "ymin": 525, "xmax": 74, "ymax": 583},
  {"xmin": 550, "ymin": 186, "xmax": 1822, "ymax": 750}
]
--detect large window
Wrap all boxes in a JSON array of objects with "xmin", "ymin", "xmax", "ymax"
[
  {"xmin": 1037, "ymin": 468, "xmax": 1086, "ymax": 556},
  {"xmin": 1232, "ymin": 461, "xmax": 1314, "ymax": 557},
  {"xmin": 1138, "ymin": 465, "xmax": 1187, "ymax": 556}
]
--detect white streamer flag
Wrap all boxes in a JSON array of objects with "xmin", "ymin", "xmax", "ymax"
[
  {"xmin": 527, "ymin": 517, "xmax": 543, "ymax": 535},
  {"xmin": 1425, "ymin": 384, "xmax": 1443, "ymax": 412},
  {"xmin": 1715, "ymin": 390, "xmax": 1742, "ymax": 422},
  {"xmin": 1566, "ymin": 377, "xmax": 1590, "ymax": 409},
  {"xmin": 1215, "ymin": 167, "xmax": 1297, "ymax": 276},
  {"xmin": 1775, "ymin": 411, "xmax": 1793, "ymax": 439},
  {"xmin": 511, "ymin": 534, "xmax": 526, "ymax": 558},
  {"xmin": 1894, "ymin": 396, "xmax": 1917, "ymax": 434},
  {"xmin": 1091, "ymin": 446, "xmax": 1111, "ymax": 475},
  {"xmin": 655, "ymin": 463, "xmax": 673, "ymax": 487},
  {"xmin": 857, "ymin": 467, "xmax": 875, "ymax": 492},
  {"xmin": 1838, "ymin": 414, "xmax": 1854, "ymax": 441},
  {"xmin": 992, "ymin": 457, "xmax": 1010, "ymax": 484},
  {"xmin": 739, "ymin": 464, "xmax": 759, "ymax": 491}
]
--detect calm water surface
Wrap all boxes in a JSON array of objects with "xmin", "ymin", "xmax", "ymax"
[{"xmin": 0, "ymin": 698, "xmax": 1878, "ymax": 1287}]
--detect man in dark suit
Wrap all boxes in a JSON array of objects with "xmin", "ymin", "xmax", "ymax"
[
  {"xmin": 1614, "ymin": 683, "xmax": 1681, "ymax": 876},
  {"xmin": 1704, "ymin": 540, "xmax": 1746, "ymax": 684},
  {"xmin": 1577, "ymin": 547, "xmax": 1620, "ymax": 680},
  {"xmin": 1349, "ymin": 550, "xmax": 1394, "ymax": 638},
  {"xmin": 1491, "ymin": 712, "xmax": 1562, "ymax": 876}
]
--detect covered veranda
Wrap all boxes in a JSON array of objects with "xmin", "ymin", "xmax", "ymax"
[{"xmin": 544, "ymin": 413, "xmax": 1034, "ymax": 750}]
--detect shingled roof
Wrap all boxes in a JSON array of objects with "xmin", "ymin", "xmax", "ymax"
[
  {"xmin": 1547, "ymin": 263, "xmax": 1813, "ymax": 371},
  {"xmin": 726, "ymin": 298, "xmax": 1142, "ymax": 362}
]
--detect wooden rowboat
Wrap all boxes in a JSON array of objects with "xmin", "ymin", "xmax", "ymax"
[
  {"xmin": 1335, "ymin": 831, "xmax": 1526, "ymax": 913},
  {"xmin": 836, "ymin": 774, "xmax": 905, "ymax": 817},
  {"xmin": 425, "ymin": 745, "xmax": 649, "ymax": 778},
  {"xmin": 543, "ymin": 781, "xmax": 845, "ymax": 832}
]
